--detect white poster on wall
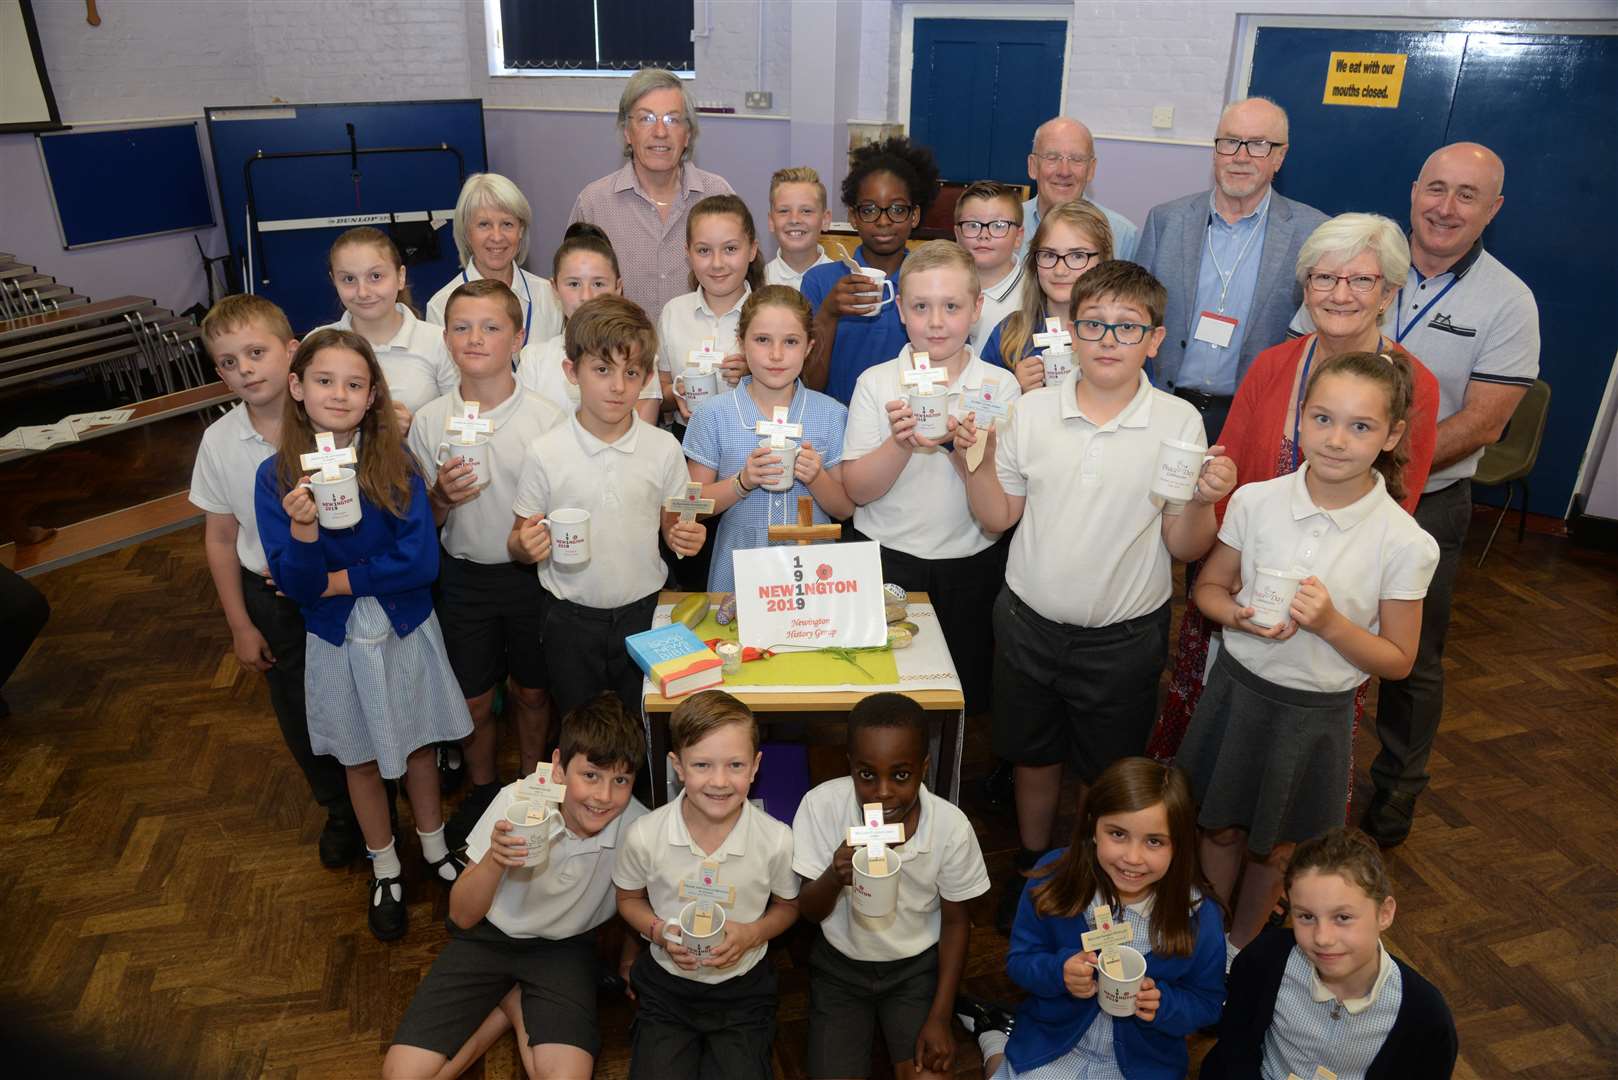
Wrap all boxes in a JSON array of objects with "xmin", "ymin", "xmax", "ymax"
[{"xmin": 732, "ymin": 541, "xmax": 886, "ymax": 651}]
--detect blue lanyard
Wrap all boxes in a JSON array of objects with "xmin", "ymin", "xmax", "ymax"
[
  {"xmin": 463, "ymin": 265, "xmax": 534, "ymax": 341},
  {"xmin": 1393, "ymin": 268, "xmax": 1458, "ymax": 344},
  {"xmin": 1290, "ymin": 338, "xmax": 1319, "ymax": 471}
]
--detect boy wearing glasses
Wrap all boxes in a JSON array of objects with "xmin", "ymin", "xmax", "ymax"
[
  {"xmin": 802, "ymin": 136, "xmax": 941, "ymax": 404},
  {"xmin": 953, "ymin": 181, "xmax": 1027, "ymax": 348},
  {"xmin": 955, "ymin": 261, "xmax": 1236, "ymax": 933}
]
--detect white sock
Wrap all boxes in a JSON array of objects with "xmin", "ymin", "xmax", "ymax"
[
  {"xmin": 1225, "ymin": 932, "xmax": 1241, "ymax": 974},
  {"xmin": 418, "ymin": 826, "xmax": 457, "ymax": 880},
  {"xmin": 368, "ymin": 841, "xmax": 403, "ymax": 901},
  {"xmin": 977, "ymin": 1029, "xmax": 1009, "ymax": 1062}
]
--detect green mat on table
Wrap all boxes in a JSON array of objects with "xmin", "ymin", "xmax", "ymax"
[{"xmin": 685, "ymin": 607, "xmax": 899, "ymax": 687}]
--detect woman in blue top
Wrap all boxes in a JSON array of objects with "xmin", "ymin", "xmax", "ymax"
[
  {"xmin": 989, "ymin": 757, "xmax": 1226, "ymax": 1080},
  {"xmin": 980, "ymin": 200, "xmax": 1115, "ymax": 393},
  {"xmin": 256, "ymin": 329, "xmax": 472, "ymax": 943},
  {"xmin": 683, "ymin": 286, "xmax": 852, "ymax": 593}
]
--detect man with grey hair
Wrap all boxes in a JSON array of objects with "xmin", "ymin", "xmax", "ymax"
[
  {"xmin": 569, "ymin": 68, "xmax": 733, "ymax": 322},
  {"xmin": 1135, "ymin": 97, "xmax": 1328, "ymax": 439},
  {"xmin": 1016, "ymin": 116, "xmax": 1138, "ymax": 262}
]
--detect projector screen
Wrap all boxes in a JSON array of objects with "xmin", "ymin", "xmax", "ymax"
[{"xmin": 0, "ymin": 0, "xmax": 61, "ymax": 132}]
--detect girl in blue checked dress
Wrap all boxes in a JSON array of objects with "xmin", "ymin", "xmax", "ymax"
[
  {"xmin": 682, "ymin": 285, "xmax": 852, "ymax": 592},
  {"xmin": 256, "ymin": 329, "xmax": 472, "ymax": 942}
]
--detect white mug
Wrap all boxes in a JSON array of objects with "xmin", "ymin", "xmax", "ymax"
[
  {"xmin": 676, "ymin": 368, "xmax": 721, "ymax": 412},
  {"xmin": 301, "ymin": 467, "xmax": 362, "ymax": 529},
  {"xmin": 1249, "ymin": 566, "xmax": 1306, "ymax": 628},
  {"xmin": 909, "ymin": 390, "xmax": 951, "ymax": 441},
  {"xmin": 504, "ymin": 800, "xmax": 562, "ymax": 871},
  {"xmin": 851, "ymin": 846, "xmax": 902, "ymax": 930},
  {"xmin": 755, "ymin": 436, "xmax": 800, "ymax": 494},
  {"xmin": 546, "ymin": 508, "xmax": 591, "ymax": 566},
  {"xmin": 854, "ymin": 268, "xmax": 897, "ymax": 315},
  {"xmin": 435, "ymin": 436, "xmax": 492, "ymax": 493},
  {"xmin": 1042, "ymin": 347, "xmax": 1075, "ymax": 387},
  {"xmin": 663, "ymin": 899, "xmax": 728, "ymax": 960},
  {"xmin": 1096, "ymin": 944, "xmax": 1148, "ymax": 1018},
  {"xmin": 1151, "ymin": 439, "xmax": 1215, "ymax": 502}
]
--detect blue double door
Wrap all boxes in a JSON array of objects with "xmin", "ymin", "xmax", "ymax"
[{"xmin": 1249, "ymin": 25, "xmax": 1618, "ymax": 517}]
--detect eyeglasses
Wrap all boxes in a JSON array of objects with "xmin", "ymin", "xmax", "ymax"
[
  {"xmin": 1035, "ymin": 152, "xmax": 1095, "ymax": 169},
  {"xmin": 1074, "ymin": 319, "xmax": 1152, "ymax": 345},
  {"xmin": 957, "ymin": 219, "xmax": 1016, "ymax": 238},
  {"xmin": 1305, "ymin": 271, "xmax": 1384, "ymax": 294},
  {"xmin": 1033, "ymin": 248, "xmax": 1101, "ymax": 270},
  {"xmin": 1213, "ymin": 137, "xmax": 1284, "ymax": 157},
  {"xmin": 630, "ymin": 110, "xmax": 687, "ymax": 129},
  {"xmin": 854, "ymin": 201, "xmax": 916, "ymax": 223}
]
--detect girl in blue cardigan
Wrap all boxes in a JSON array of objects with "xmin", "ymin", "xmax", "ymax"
[
  {"xmin": 256, "ymin": 329, "xmax": 472, "ymax": 942},
  {"xmin": 989, "ymin": 758, "xmax": 1226, "ymax": 1079}
]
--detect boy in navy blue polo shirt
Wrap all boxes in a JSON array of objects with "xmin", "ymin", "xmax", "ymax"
[{"xmin": 801, "ymin": 137, "xmax": 940, "ymax": 404}]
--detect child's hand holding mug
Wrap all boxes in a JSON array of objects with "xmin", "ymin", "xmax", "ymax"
[
  {"xmin": 1133, "ymin": 977, "xmax": 1161, "ymax": 1022},
  {"xmin": 1290, "ymin": 576, "xmax": 1339, "ymax": 634},
  {"xmin": 283, "ymin": 478, "xmax": 319, "ymax": 526},
  {"xmin": 885, "ymin": 398, "xmax": 920, "ymax": 449},
  {"xmin": 742, "ymin": 444, "xmax": 785, "ymax": 491},
  {"xmin": 516, "ymin": 514, "xmax": 552, "ymax": 563},
  {"xmin": 1063, "ymin": 949, "xmax": 1098, "ymax": 999},
  {"xmin": 794, "ymin": 438, "xmax": 824, "ymax": 485},
  {"xmin": 486, "ymin": 819, "xmax": 529, "ymax": 869},
  {"xmin": 1012, "ymin": 354, "xmax": 1046, "ymax": 393}
]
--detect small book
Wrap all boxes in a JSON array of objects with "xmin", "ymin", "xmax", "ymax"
[{"xmin": 626, "ymin": 623, "xmax": 724, "ymax": 698}]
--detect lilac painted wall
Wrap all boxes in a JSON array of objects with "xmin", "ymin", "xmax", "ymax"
[{"xmin": 1085, "ymin": 138, "xmax": 1213, "ymax": 231}]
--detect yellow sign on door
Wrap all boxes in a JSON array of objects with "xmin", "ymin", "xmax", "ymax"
[{"xmin": 1322, "ymin": 52, "xmax": 1406, "ymax": 108}]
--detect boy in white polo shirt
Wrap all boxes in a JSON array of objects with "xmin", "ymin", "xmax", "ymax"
[
  {"xmin": 793, "ymin": 692, "xmax": 989, "ymax": 1079},
  {"xmin": 384, "ymin": 693, "xmax": 648, "ymax": 1080},
  {"xmin": 190, "ymin": 295, "xmax": 358, "ymax": 868},
  {"xmin": 407, "ymin": 279, "xmax": 569, "ymax": 849},
  {"xmin": 840, "ymin": 240, "xmax": 1022, "ymax": 714},
  {"xmin": 958, "ymin": 260, "xmax": 1236, "ymax": 932},
  {"xmin": 763, "ymin": 166, "xmax": 834, "ymax": 291},
  {"xmin": 614, "ymin": 691, "xmax": 799, "ymax": 1080},
  {"xmin": 507, "ymin": 295, "xmax": 705, "ymax": 721},
  {"xmin": 953, "ymin": 181, "xmax": 1027, "ymax": 348}
]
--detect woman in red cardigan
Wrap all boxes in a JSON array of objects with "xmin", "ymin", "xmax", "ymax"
[{"xmin": 1151, "ymin": 213, "xmax": 1440, "ymax": 783}]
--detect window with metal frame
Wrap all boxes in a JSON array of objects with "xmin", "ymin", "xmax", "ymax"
[{"xmin": 490, "ymin": 0, "xmax": 694, "ymax": 76}]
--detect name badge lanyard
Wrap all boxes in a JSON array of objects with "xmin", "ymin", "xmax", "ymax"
[
  {"xmin": 1204, "ymin": 203, "xmax": 1268, "ymax": 322},
  {"xmin": 463, "ymin": 265, "xmax": 535, "ymax": 342},
  {"xmin": 1393, "ymin": 272, "xmax": 1459, "ymax": 344},
  {"xmin": 1290, "ymin": 338, "xmax": 1319, "ymax": 472}
]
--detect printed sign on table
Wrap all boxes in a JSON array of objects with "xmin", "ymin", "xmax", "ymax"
[{"xmin": 732, "ymin": 541, "xmax": 886, "ymax": 651}]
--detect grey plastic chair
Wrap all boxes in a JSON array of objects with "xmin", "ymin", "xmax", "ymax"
[{"xmin": 1472, "ymin": 379, "xmax": 1551, "ymax": 567}]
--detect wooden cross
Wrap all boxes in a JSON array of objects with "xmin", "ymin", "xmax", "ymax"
[
  {"xmin": 686, "ymin": 338, "xmax": 723, "ymax": 374},
  {"xmin": 517, "ymin": 761, "xmax": 567, "ymax": 815},
  {"xmin": 665, "ymin": 481, "xmax": 715, "ymax": 523},
  {"xmin": 847, "ymin": 801, "xmax": 905, "ymax": 875},
  {"xmin": 900, "ymin": 352, "xmax": 949, "ymax": 395},
  {"xmin": 766, "ymin": 496, "xmax": 842, "ymax": 546},
  {"xmin": 447, "ymin": 401, "xmax": 492, "ymax": 446},
  {"xmin": 300, "ymin": 431, "xmax": 356, "ymax": 480},
  {"xmin": 1287, "ymin": 1069, "xmax": 1337, "ymax": 1080},
  {"xmin": 1082, "ymin": 902, "xmax": 1132, "ymax": 978},
  {"xmin": 679, "ymin": 859, "xmax": 735, "ymax": 936},
  {"xmin": 1033, "ymin": 317, "xmax": 1072, "ymax": 353},
  {"xmin": 755, "ymin": 404, "xmax": 802, "ymax": 449}
]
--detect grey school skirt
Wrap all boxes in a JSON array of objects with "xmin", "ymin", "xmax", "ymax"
[
  {"xmin": 1177, "ymin": 644, "xmax": 1356, "ymax": 856},
  {"xmin": 305, "ymin": 597, "xmax": 473, "ymax": 779}
]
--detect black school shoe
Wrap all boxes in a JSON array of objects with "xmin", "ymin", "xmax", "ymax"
[
  {"xmin": 425, "ymin": 847, "xmax": 467, "ymax": 888},
  {"xmin": 1360, "ymin": 788, "xmax": 1417, "ymax": 848},
  {"xmin": 369, "ymin": 875, "xmax": 407, "ymax": 941},
  {"xmin": 318, "ymin": 812, "xmax": 363, "ymax": 868},
  {"xmin": 444, "ymin": 782, "xmax": 501, "ymax": 852},
  {"xmin": 955, "ymin": 992, "xmax": 1016, "ymax": 1037},
  {"xmin": 436, "ymin": 743, "xmax": 466, "ymax": 794}
]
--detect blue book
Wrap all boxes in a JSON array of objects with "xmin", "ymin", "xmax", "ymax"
[{"xmin": 626, "ymin": 623, "xmax": 724, "ymax": 698}]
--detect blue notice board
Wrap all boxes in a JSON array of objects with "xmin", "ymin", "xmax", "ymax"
[{"xmin": 37, "ymin": 122, "xmax": 216, "ymax": 248}]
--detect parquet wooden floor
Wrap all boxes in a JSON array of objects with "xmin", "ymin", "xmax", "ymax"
[{"xmin": 1, "ymin": 517, "xmax": 1614, "ymax": 1078}]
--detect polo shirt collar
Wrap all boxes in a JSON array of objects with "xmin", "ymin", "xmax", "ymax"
[
  {"xmin": 1409, "ymin": 237, "xmax": 1485, "ymax": 284},
  {"xmin": 229, "ymin": 402, "xmax": 271, "ymax": 443},
  {"xmin": 984, "ymin": 262, "xmax": 1025, "ymax": 304},
  {"xmin": 561, "ymin": 802, "xmax": 628, "ymax": 852},
  {"xmin": 336, "ymin": 304, "xmax": 415, "ymax": 352},
  {"xmin": 664, "ymin": 790, "xmax": 750, "ymax": 859},
  {"xmin": 1287, "ymin": 462, "xmax": 1387, "ymax": 530},
  {"xmin": 733, "ymin": 377, "xmax": 805, "ymax": 424},
  {"xmin": 612, "ymin": 160, "xmax": 698, "ymax": 197},
  {"xmin": 1310, "ymin": 942, "xmax": 1395, "ymax": 1014},
  {"xmin": 694, "ymin": 283, "xmax": 751, "ymax": 321},
  {"xmin": 1061, "ymin": 369, "xmax": 1154, "ymax": 430},
  {"xmin": 570, "ymin": 413, "xmax": 640, "ymax": 456},
  {"xmin": 453, "ymin": 382, "xmax": 522, "ymax": 425}
]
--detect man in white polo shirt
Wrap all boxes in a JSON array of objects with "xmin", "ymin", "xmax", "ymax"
[
  {"xmin": 1017, "ymin": 116, "xmax": 1139, "ymax": 263},
  {"xmin": 1362, "ymin": 142, "xmax": 1539, "ymax": 845}
]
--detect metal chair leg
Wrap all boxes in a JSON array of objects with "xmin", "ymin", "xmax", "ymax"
[
  {"xmin": 1478, "ymin": 484, "xmax": 1515, "ymax": 568},
  {"xmin": 1516, "ymin": 480, "xmax": 1530, "ymax": 543}
]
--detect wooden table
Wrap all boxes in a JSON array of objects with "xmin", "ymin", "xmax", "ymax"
[{"xmin": 641, "ymin": 591, "xmax": 966, "ymax": 808}]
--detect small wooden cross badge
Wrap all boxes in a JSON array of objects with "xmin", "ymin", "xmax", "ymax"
[
  {"xmin": 679, "ymin": 859, "xmax": 735, "ymax": 936},
  {"xmin": 900, "ymin": 352, "xmax": 949, "ymax": 395},
  {"xmin": 300, "ymin": 432, "xmax": 356, "ymax": 480},
  {"xmin": 665, "ymin": 481, "xmax": 715, "ymax": 523},
  {"xmin": 517, "ymin": 761, "xmax": 566, "ymax": 813},
  {"xmin": 1287, "ymin": 1069, "xmax": 1337, "ymax": 1080},
  {"xmin": 447, "ymin": 401, "xmax": 492, "ymax": 445},
  {"xmin": 1082, "ymin": 903, "xmax": 1132, "ymax": 978},
  {"xmin": 847, "ymin": 801, "xmax": 905, "ymax": 875},
  {"xmin": 1033, "ymin": 317, "xmax": 1072, "ymax": 352},
  {"xmin": 755, "ymin": 404, "xmax": 802, "ymax": 449},
  {"xmin": 686, "ymin": 338, "xmax": 723, "ymax": 374}
]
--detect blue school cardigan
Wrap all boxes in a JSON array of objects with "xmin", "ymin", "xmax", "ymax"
[
  {"xmin": 1003, "ymin": 850, "xmax": 1227, "ymax": 1078},
  {"xmin": 255, "ymin": 460, "xmax": 438, "ymax": 646}
]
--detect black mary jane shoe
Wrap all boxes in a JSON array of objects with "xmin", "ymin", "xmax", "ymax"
[
  {"xmin": 425, "ymin": 848, "xmax": 467, "ymax": 888},
  {"xmin": 368, "ymin": 875, "xmax": 407, "ymax": 941},
  {"xmin": 955, "ymin": 991, "xmax": 1016, "ymax": 1037}
]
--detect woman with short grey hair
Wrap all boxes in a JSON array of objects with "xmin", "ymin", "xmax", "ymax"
[
  {"xmin": 425, "ymin": 172, "xmax": 563, "ymax": 339},
  {"xmin": 570, "ymin": 67, "xmax": 734, "ymax": 322}
]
